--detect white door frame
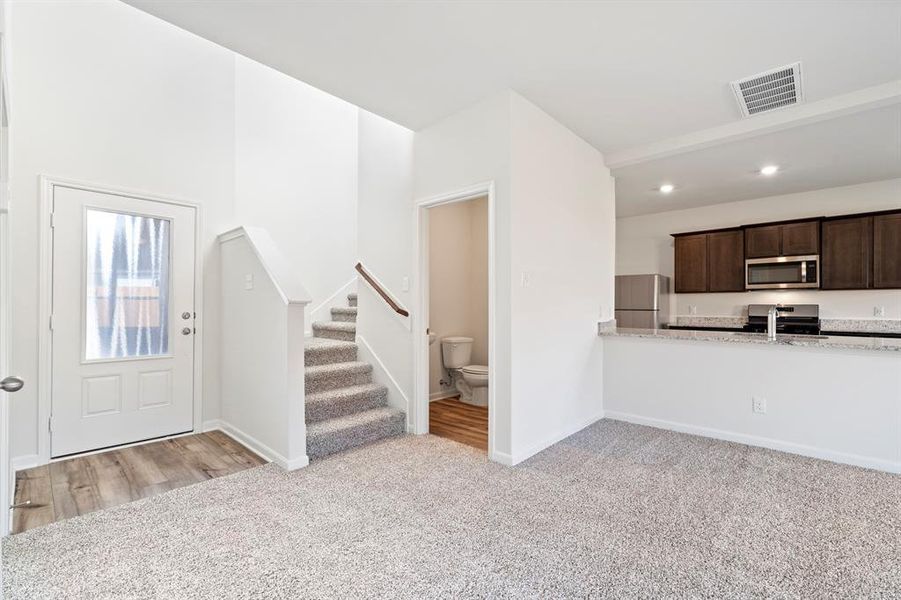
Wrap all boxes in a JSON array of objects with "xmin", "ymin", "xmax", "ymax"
[
  {"xmin": 37, "ymin": 176, "xmax": 204, "ymax": 464},
  {"xmin": 412, "ymin": 181, "xmax": 497, "ymax": 461},
  {"xmin": 1, "ymin": 203, "xmax": 10, "ymax": 538}
]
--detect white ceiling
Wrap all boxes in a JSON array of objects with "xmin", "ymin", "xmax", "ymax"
[
  {"xmin": 124, "ymin": 0, "xmax": 901, "ymax": 216},
  {"xmin": 125, "ymin": 0, "xmax": 901, "ymax": 154},
  {"xmin": 613, "ymin": 105, "xmax": 901, "ymax": 217}
]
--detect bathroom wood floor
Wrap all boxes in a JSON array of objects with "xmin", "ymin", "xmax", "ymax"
[
  {"xmin": 11, "ymin": 431, "xmax": 267, "ymax": 534},
  {"xmin": 429, "ymin": 397, "xmax": 489, "ymax": 451}
]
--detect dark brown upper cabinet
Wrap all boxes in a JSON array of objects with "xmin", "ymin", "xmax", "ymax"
[
  {"xmin": 674, "ymin": 234, "xmax": 708, "ymax": 293},
  {"xmin": 707, "ymin": 230, "xmax": 745, "ymax": 292},
  {"xmin": 673, "ymin": 230, "xmax": 743, "ymax": 293},
  {"xmin": 745, "ymin": 225, "xmax": 781, "ymax": 258},
  {"xmin": 821, "ymin": 216, "xmax": 872, "ymax": 290},
  {"xmin": 745, "ymin": 220, "xmax": 819, "ymax": 258},
  {"xmin": 873, "ymin": 211, "xmax": 901, "ymax": 289},
  {"xmin": 781, "ymin": 221, "xmax": 820, "ymax": 255}
]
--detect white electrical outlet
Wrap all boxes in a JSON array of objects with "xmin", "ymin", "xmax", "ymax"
[
  {"xmin": 244, "ymin": 274, "xmax": 254, "ymax": 290},
  {"xmin": 752, "ymin": 396, "xmax": 767, "ymax": 414},
  {"xmin": 520, "ymin": 271, "xmax": 532, "ymax": 288},
  {"xmin": 402, "ymin": 276, "xmax": 410, "ymax": 292},
  {"xmin": 689, "ymin": 305, "xmax": 698, "ymax": 315},
  {"xmin": 874, "ymin": 306, "xmax": 885, "ymax": 317}
]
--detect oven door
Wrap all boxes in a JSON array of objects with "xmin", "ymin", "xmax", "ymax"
[{"xmin": 745, "ymin": 255, "xmax": 820, "ymax": 289}]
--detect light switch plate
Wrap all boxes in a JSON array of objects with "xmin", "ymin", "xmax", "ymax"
[
  {"xmin": 244, "ymin": 274, "xmax": 254, "ymax": 290},
  {"xmin": 402, "ymin": 276, "xmax": 410, "ymax": 292}
]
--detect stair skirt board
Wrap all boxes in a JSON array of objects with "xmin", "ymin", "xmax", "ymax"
[{"xmin": 302, "ymin": 291, "xmax": 405, "ymax": 459}]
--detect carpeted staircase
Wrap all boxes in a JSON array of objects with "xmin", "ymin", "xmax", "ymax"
[{"xmin": 305, "ymin": 293, "xmax": 405, "ymax": 459}]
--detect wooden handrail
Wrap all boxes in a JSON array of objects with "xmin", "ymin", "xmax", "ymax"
[{"xmin": 355, "ymin": 262, "xmax": 410, "ymax": 317}]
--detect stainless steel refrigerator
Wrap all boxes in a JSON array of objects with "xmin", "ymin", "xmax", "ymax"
[{"xmin": 614, "ymin": 274, "xmax": 670, "ymax": 329}]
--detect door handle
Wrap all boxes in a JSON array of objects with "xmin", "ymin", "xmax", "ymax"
[
  {"xmin": 181, "ymin": 327, "xmax": 193, "ymax": 336},
  {"xmin": 0, "ymin": 376, "xmax": 24, "ymax": 393}
]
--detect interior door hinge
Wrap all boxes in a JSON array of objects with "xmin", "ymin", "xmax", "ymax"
[
  {"xmin": 50, "ymin": 212, "xmax": 56, "ymax": 229},
  {"xmin": 48, "ymin": 416, "xmax": 53, "ymax": 433},
  {"xmin": 49, "ymin": 314, "xmax": 54, "ymax": 330}
]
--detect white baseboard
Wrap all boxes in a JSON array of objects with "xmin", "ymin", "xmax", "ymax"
[
  {"xmin": 306, "ymin": 277, "xmax": 357, "ymax": 336},
  {"xmin": 356, "ymin": 335, "xmax": 410, "ymax": 417},
  {"xmin": 429, "ymin": 390, "xmax": 458, "ymax": 402},
  {"xmin": 490, "ymin": 450, "xmax": 514, "ymax": 466},
  {"xmin": 202, "ymin": 419, "xmax": 309, "ymax": 471},
  {"xmin": 604, "ymin": 410, "xmax": 901, "ymax": 475},
  {"xmin": 11, "ymin": 454, "xmax": 41, "ymax": 473},
  {"xmin": 507, "ymin": 410, "xmax": 606, "ymax": 466}
]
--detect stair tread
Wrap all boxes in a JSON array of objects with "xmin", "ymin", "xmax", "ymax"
[
  {"xmin": 307, "ymin": 406, "xmax": 404, "ymax": 438},
  {"xmin": 306, "ymin": 382, "xmax": 387, "ymax": 402},
  {"xmin": 304, "ymin": 337, "xmax": 357, "ymax": 351},
  {"xmin": 305, "ymin": 361, "xmax": 371, "ymax": 376},
  {"xmin": 331, "ymin": 306, "xmax": 357, "ymax": 314},
  {"xmin": 312, "ymin": 321, "xmax": 356, "ymax": 332}
]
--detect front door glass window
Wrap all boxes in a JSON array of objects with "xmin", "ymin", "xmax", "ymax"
[{"xmin": 85, "ymin": 210, "xmax": 171, "ymax": 360}]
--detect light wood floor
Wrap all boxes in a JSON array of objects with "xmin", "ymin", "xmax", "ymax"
[
  {"xmin": 11, "ymin": 431, "xmax": 267, "ymax": 535},
  {"xmin": 429, "ymin": 397, "xmax": 488, "ymax": 451}
]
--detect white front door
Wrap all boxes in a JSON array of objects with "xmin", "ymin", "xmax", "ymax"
[{"xmin": 51, "ymin": 186, "xmax": 196, "ymax": 457}]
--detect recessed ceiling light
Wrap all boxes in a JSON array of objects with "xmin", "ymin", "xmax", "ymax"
[
  {"xmin": 760, "ymin": 165, "xmax": 779, "ymax": 176},
  {"xmin": 659, "ymin": 184, "xmax": 674, "ymax": 194}
]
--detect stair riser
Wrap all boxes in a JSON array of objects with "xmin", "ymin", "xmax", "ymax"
[
  {"xmin": 307, "ymin": 414, "xmax": 405, "ymax": 459},
  {"xmin": 330, "ymin": 310, "xmax": 357, "ymax": 323},
  {"xmin": 306, "ymin": 388, "xmax": 388, "ymax": 423},
  {"xmin": 305, "ymin": 369, "xmax": 372, "ymax": 394},
  {"xmin": 304, "ymin": 345, "xmax": 358, "ymax": 366},
  {"xmin": 312, "ymin": 327, "xmax": 355, "ymax": 342}
]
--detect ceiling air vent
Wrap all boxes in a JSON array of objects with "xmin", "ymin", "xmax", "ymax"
[{"xmin": 731, "ymin": 62, "xmax": 803, "ymax": 117}]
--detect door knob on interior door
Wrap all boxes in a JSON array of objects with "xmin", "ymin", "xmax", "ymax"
[
  {"xmin": 0, "ymin": 376, "xmax": 24, "ymax": 393},
  {"xmin": 181, "ymin": 327, "xmax": 192, "ymax": 336}
]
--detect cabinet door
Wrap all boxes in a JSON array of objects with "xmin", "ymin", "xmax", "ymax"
[
  {"xmin": 874, "ymin": 212, "xmax": 901, "ymax": 289},
  {"xmin": 745, "ymin": 225, "xmax": 782, "ymax": 258},
  {"xmin": 781, "ymin": 221, "xmax": 819, "ymax": 255},
  {"xmin": 821, "ymin": 216, "xmax": 872, "ymax": 289},
  {"xmin": 707, "ymin": 230, "xmax": 745, "ymax": 292},
  {"xmin": 674, "ymin": 234, "xmax": 708, "ymax": 293}
]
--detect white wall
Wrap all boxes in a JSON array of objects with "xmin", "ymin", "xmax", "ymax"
[
  {"xmin": 604, "ymin": 336, "xmax": 901, "ymax": 473},
  {"xmin": 7, "ymin": 0, "xmax": 236, "ymax": 460},
  {"xmin": 428, "ymin": 196, "xmax": 488, "ymax": 397},
  {"xmin": 234, "ymin": 55, "xmax": 359, "ymax": 327},
  {"xmin": 6, "ymin": 1, "xmax": 387, "ymax": 463},
  {"xmin": 355, "ymin": 110, "xmax": 416, "ymax": 413},
  {"xmin": 413, "ymin": 92, "xmax": 616, "ymax": 465},
  {"xmin": 617, "ymin": 178, "xmax": 901, "ymax": 320},
  {"xmin": 414, "ymin": 91, "xmax": 514, "ymax": 458},
  {"xmin": 218, "ymin": 231, "xmax": 307, "ymax": 469},
  {"xmin": 508, "ymin": 94, "xmax": 614, "ymax": 463}
]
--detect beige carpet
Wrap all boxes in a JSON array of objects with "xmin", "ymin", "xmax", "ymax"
[{"xmin": 3, "ymin": 420, "xmax": 900, "ymax": 599}]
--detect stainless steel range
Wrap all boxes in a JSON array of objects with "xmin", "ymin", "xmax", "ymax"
[{"xmin": 746, "ymin": 304, "xmax": 821, "ymax": 335}]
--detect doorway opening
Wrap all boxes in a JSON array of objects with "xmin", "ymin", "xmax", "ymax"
[{"xmin": 414, "ymin": 183, "xmax": 496, "ymax": 457}]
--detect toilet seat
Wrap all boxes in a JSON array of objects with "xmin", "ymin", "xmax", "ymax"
[{"xmin": 461, "ymin": 365, "xmax": 488, "ymax": 375}]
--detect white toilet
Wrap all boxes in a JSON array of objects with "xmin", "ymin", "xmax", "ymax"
[{"xmin": 440, "ymin": 336, "xmax": 489, "ymax": 407}]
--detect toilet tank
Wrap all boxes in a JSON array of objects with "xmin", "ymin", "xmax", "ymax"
[{"xmin": 441, "ymin": 336, "xmax": 473, "ymax": 369}]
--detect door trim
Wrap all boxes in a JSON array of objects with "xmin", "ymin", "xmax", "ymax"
[
  {"xmin": 38, "ymin": 176, "xmax": 204, "ymax": 464},
  {"xmin": 412, "ymin": 181, "xmax": 498, "ymax": 462}
]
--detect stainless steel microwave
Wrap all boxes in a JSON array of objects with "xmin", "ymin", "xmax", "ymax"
[{"xmin": 745, "ymin": 255, "xmax": 820, "ymax": 290}]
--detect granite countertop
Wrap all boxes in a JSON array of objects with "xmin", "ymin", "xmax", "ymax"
[
  {"xmin": 671, "ymin": 315, "xmax": 901, "ymax": 335},
  {"xmin": 598, "ymin": 325, "xmax": 901, "ymax": 353}
]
